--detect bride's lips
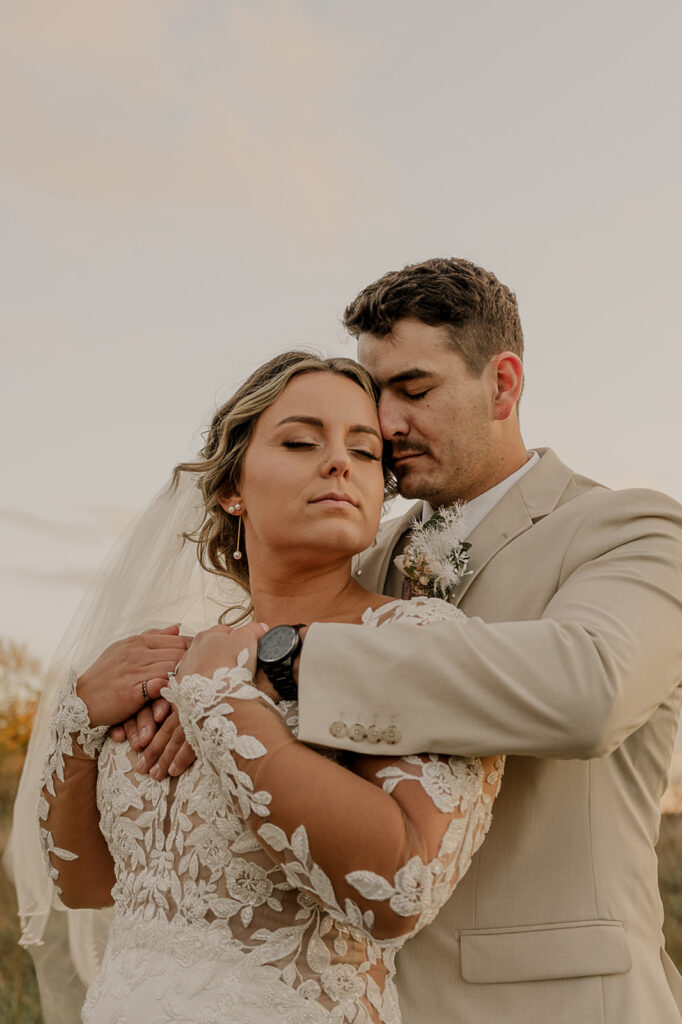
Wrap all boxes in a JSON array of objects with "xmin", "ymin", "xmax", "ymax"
[{"xmin": 310, "ymin": 492, "xmax": 359, "ymax": 509}]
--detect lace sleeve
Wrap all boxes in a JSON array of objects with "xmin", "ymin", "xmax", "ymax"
[
  {"xmin": 349, "ymin": 751, "xmax": 504, "ymax": 937},
  {"xmin": 166, "ymin": 613, "xmax": 504, "ymax": 945},
  {"xmin": 38, "ymin": 670, "xmax": 113, "ymax": 901}
]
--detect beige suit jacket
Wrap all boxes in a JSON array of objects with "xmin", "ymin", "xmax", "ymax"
[{"xmin": 299, "ymin": 448, "xmax": 682, "ymax": 1024}]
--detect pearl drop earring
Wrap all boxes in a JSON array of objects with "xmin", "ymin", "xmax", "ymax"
[{"xmin": 233, "ymin": 515, "xmax": 243, "ymax": 561}]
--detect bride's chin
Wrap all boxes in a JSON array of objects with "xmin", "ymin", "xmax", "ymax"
[
  {"xmin": 253, "ymin": 521, "xmax": 373, "ymax": 570},
  {"xmin": 290, "ymin": 531, "xmax": 369, "ymax": 568}
]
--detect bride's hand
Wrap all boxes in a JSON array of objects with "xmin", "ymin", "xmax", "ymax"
[
  {"xmin": 135, "ymin": 623, "xmax": 269, "ymax": 780},
  {"xmin": 174, "ymin": 622, "xmax": 268, "ymax": 684},
  {"xmin": 76, "ymin": 625, "xmax": 190, "ymax": 728}
]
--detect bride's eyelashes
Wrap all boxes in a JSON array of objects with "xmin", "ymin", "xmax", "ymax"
[
  {"xmin": 281, "ymin": 440, "xmax": 380, "ymax": 461},
  {"xmin": 352, "ymin": 449, "xmax": 381, "ymax": 461}
]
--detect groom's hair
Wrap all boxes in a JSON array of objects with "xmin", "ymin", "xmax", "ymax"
[{"xmin": 343, "ymin": 257, "xmax": 523, "ymax": 376}]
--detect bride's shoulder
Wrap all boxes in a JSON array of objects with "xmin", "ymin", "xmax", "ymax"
[{"xmin": 361, "ymin": 597, "xmax": 465, "ymax": 628}]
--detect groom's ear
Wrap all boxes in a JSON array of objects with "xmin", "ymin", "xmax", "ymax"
[{"xmin": 491, "ymin": 352, "xmax": 524, "ymax": 421}]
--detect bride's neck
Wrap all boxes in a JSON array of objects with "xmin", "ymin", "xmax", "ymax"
[{"xmin": 247, "ymin": 554, "xmax": 381, "ymax": 627}]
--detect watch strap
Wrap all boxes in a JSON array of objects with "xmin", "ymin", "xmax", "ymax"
[
  {"xmin": 262, "ymin": 659, "xmax": 299, "ymax": 701},
  {"xmin": 259, "ymin": 623, "xmax": 304, "ymax": 702}
]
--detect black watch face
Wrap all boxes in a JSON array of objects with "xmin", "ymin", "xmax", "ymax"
[{"xmin": 258, "ymin": 625, "xmax": 298, "ymax": 664}]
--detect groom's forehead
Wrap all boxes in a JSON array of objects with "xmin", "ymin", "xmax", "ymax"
[{"xmin": 356, "ymin": 326, "xmax": 455, "ymax": 388}]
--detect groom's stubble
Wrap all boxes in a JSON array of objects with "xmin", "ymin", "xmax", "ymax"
[{"xmin": 357, "ymin": 319, "xmax": 526, "ymax": 507}]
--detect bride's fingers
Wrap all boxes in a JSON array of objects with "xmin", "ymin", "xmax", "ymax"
[
  {"xmin": 138, "ymin": 646, "xmax": 190, "ymax": 671},
  {"xmin": 142, "ymin": 675, "xmax": 172, "ymax": 703},
  {"xmin": 135, "ymin": 661, "xmax": 183, "ymax": 690},
  {"xmin": 108, "ymin": 723, "xmax": 126, "ymax": 743},
  {"xmin": 129, "ymin": 634, "xmax": 188, "ymax": 659}
]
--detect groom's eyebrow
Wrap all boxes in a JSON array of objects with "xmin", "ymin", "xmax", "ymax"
[
  {"xmin": 384, "ymin": 368, "xmax": 433, "ymax": 386},
  {"xmin": 276, "ymin": 415, "xmax": 382, "ymax": 440}
]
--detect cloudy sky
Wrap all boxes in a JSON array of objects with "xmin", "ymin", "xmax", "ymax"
[{"xmin": 2, "ymin": 0, "xmax": 681, "ymax": 704}]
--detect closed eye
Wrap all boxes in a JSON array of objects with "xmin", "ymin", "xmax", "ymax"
[
  {"xmin": 282, "ymin": 440, "xmax": 317, "ymax": 449},
  {"xmin": 351, "ymin": 449, "xmax": 381, "ymax": 461},
  {"xmin": 405, "ymin": 389, "xmax": 430, "ymax": 401}
]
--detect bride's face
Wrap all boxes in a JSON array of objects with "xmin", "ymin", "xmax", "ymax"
[{"xmin": 222, "ymin": 371, "xmax": 385, "ymax": 570}]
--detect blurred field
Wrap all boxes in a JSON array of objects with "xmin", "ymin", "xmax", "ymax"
[
  {"xmin": 0, "ymin": 746, "xmax": 43, "ymax": 1024},
  {"xmin": 0, "ymin": 639, "xmax": 680, "ymax": 1021}
]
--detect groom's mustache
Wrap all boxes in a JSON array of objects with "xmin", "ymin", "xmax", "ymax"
[{"xmin": 388, "ymin": 439, "xmax": 432, "ymax": 463}]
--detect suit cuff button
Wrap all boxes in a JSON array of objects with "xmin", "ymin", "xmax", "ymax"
[
  {"xmin": 329, "ymin": 720, "xmax": 348, "ymax": 739},
  {"xmin": 382, "ymin": 725, "xmax": 402, "ymax": 744},
  {"xmin": 348, "ymin": 724, "xmax": 367, "ymax": 742},
  {"xmin": 366, "ymin": 725, "xmax": 382, "ymax": 743}
]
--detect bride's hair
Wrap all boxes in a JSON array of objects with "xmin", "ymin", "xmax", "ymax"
[{"xmin": 173, "ymin": 350, "xmax": 395, "ymax": 612}]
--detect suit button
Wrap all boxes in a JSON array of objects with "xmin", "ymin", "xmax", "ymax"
[
  {"xmin": 348, "ymin": 723, "xmax": 367, "ymax": 742},
  {"xmin": 366, "ymin": 725, "xmax": 382, "ymax": 744},
  {"xmin": 329, "ymin": 720, "xmax": 348, "ymax": 739},
  {"xmin": 382, "ymin": 725, "xmax": 402, "ymax": 744}
]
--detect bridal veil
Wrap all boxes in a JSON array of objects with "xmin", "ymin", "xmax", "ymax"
[{"xmin": 4, "ymin": 471, "xmax": 244, "ymax": 1022}]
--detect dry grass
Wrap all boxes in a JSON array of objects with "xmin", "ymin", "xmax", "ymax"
[
  {"xmin": 658, "ymin": 812, "xmax": 682, "ymax": 968},
  {"xmin": 0, "ymin": 641, "xmax": 43, "ymax": 1023},
  {"xmin": 661, "ymin": 752, "xmax": 682, "ymax": 815},
  {"xmin": 0, "ymin": 748, "xmax": 43, "ymax": 1024}
]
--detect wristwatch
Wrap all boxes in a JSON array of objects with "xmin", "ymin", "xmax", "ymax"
[{"xmin": 257, "ymin": 624, "xmax": 305, "ymax": 701}]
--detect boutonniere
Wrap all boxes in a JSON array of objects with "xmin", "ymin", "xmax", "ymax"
[{"xmin": 394, "ymin": 503, "xmax": 472, "ymax": 600}]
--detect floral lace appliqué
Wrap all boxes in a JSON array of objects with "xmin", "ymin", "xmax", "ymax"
[
  {"xmin": 42, "ymin": 599, "xmax": 503, "ymax": 1024},
  {"xmin": 38, "ymin": 670, "xmax": 108, "ymax": 895}
]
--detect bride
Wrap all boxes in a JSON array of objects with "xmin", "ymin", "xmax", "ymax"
[{"xmin": 29, "ymin": 351, "xmax": 503, "ymax": 1022}]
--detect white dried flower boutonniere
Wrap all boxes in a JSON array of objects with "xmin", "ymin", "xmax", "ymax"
[{"xmin": 394, "ymin": 503, "xmax": 472, "ymax": 600}]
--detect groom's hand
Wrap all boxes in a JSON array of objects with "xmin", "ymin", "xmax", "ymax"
[{"xmin": 133, "ymin": 706, "xmax": 196, "ymax": 779}]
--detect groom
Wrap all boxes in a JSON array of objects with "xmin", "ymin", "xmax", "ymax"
[
  {"xmin": 123, "ymin": 256, "xmax": 681, "ymax": 1023},
  {"xmin": 292, "ymin": 257, "xmax": 682, "ymax": 1024}
]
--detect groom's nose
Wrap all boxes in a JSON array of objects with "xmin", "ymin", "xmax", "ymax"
[{"xmin": 378, "ymin": 395, "xmax": 409, "ymax": 438}]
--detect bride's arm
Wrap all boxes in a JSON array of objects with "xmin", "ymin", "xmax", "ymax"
[
  {"xmin": 38, "ymin": 671, "xmax": 115, "ymax": 908},
  {"xmin": 168, "ymin": 634, "xmax": 503, "ymax": 942},
  {"xmin": 38, "ymin": 628, "xmax": 188, "ymax": 908}
]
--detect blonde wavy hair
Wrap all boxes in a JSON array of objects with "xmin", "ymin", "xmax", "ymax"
[{"xmin": 173, "ymin": 351, "xmax": 395, "ymax": 618}]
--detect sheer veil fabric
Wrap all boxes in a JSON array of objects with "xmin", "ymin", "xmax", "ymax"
[{"xmin": 4, "ymin": 473, "xmax": 245, "ymax": 1022}]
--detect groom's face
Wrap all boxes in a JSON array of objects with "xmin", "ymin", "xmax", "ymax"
[{"xmin": 357, "ymin": 318, "xmax": 498, "ymax": 505}]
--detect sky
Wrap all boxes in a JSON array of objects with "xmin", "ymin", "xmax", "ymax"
[{"xmin": 2, "ymin": 0, "xmax": 681, "ymax": 727}]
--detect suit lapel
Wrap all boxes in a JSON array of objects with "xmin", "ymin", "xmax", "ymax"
[
  {"xmin": 360, "ymin": 449, "xmax": 577, "ymax": 601},
  {"xmin": 452, "ymin": 448, "xmax": 575, "ymax": 605},
  {"xmin": 451, "ymin": 487, "xmax": 534, "ymax": 605}
]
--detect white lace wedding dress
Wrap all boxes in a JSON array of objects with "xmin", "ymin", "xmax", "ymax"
[{"xmin": 39, "ymin": 599, "xmax": 504, "ymax": 1024}]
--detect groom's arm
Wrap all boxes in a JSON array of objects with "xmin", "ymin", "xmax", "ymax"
[{"xmin": 298, "ymin": 489, "xmax": 682, "ymax": 760}]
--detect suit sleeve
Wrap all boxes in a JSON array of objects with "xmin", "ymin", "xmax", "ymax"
[{"xmin": 298, "ymin": 489, "xmax": 682, "ymax": 760}]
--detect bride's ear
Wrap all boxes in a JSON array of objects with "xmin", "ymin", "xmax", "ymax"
[{"xmin": 217, "ymin": 494, "xmax": 243, "ymax": 514}]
